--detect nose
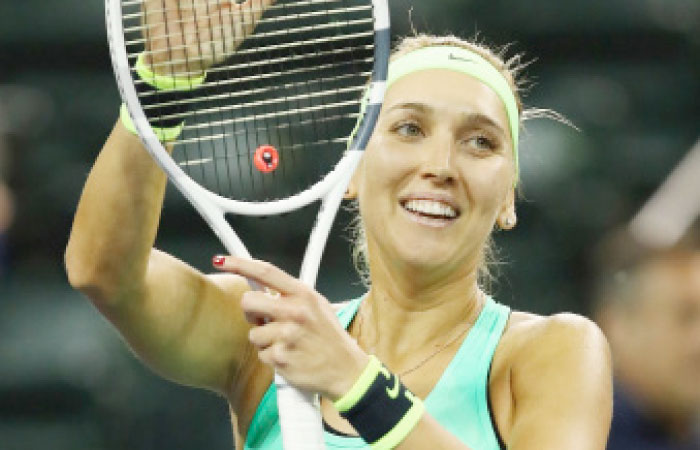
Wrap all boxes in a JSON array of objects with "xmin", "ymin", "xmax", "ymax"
[{"xmin": 420, "ymin": 132, "xmax": 457, "ymax": 185}]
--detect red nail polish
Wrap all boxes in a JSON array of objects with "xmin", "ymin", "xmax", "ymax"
[{"xmin": 212, "ymin": 255, "xmax": 226, "ymax": 267}]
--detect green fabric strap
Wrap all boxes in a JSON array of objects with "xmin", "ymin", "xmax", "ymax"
[
  {"xmin": 134, "ymin": 52, "xmax": 207, "ymax": 91},
  {"xmin": 120, "ymin": 52, "xmax": 207, "ymax": 141},
  {"xmin": 120, "ymin": 103, "xmax": 184, "ymax": 142}
]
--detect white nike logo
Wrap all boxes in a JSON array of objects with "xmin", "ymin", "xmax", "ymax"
[
  {"xmin": 448, "ymin": 53, "xmax": 475, "ymax": 64},
  {"xmin": 386, "ymin": 375, "xmax": 400, "ymax": 399}
]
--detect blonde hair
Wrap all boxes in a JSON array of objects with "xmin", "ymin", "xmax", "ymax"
[{"xmin": 349, "ymin": 34, "xmax": 565, "ymax": 289}]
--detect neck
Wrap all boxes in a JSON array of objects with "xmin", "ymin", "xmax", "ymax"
[
  {"xmin": 366, "ymin": 236, "xmax": 484, "ymax": 309},
  {"xmin": 355, "ymin": 257, "xmax": 484, "ymax": 372}
]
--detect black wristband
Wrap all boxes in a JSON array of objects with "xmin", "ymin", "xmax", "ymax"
[{"xmin": 335, "ymin": 356, "xmax": 425, "ymax": 449}]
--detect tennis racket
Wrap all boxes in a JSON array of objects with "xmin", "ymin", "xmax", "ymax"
[{"xmin": 105, "ymin": 0, "xmax": 390, "ymax": 448}]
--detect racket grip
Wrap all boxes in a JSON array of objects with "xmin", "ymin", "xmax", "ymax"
[{"xmin": 275, "ymin": 373, "xmax": 326, "ymax": 449}]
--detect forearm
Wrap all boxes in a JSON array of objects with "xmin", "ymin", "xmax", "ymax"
[
  {"xmin": 65, "ymin": 120, "xmax": 169, "ymax": 302},
  {"xmin": 395, "ymin": 414, "xmax": 472, "ymax": 449}
]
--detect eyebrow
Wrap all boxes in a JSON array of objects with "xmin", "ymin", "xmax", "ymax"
[{"xmin": 386, "ymin": 102, "xmax": 507, "ymax": 139}]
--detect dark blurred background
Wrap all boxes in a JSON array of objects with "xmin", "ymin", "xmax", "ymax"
[{"xmin": 0, "ymin": 0, "xmax": 698, "ymax": 449}]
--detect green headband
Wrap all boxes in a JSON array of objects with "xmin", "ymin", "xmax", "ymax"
[{"xmin": 354, "ymin": 45, "xmax": 520, "ymax": 180}]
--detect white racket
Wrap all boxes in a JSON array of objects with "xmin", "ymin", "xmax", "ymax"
[
  {"xmin": 629, "ymin": 138, "xmax": 700, "ymax": 248},
  {"xmin": 105, "ymin": 0, "xmax": 390, "ymax": 448}
]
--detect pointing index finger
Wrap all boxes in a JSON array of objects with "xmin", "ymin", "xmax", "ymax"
[{"xmin": 212, "ymin": 255, "xmax": 301, "ymax": 295}]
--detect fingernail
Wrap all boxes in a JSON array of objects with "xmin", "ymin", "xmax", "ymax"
[{"xmin": 212, "ymin": 255, "xmax": 226, "ymax": 267}]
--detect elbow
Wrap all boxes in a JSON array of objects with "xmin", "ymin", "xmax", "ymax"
[
  {"xmin": 64, "ymin": 243, "xmax": 113, "ymax": 303},
  {"xmin": 65, "ymin": 240, "xmax": 146, "ymax": 308},
  {"xmin": 65, "ymin": 245, "xmax": 96, "ymax": 296}
]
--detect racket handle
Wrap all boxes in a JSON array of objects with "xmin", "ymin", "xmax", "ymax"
[{"xmin": 275, "ymin": 373, "xmax": 326, "ymax": 449}]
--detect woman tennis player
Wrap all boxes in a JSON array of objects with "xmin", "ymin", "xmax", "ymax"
[{"xmin": 66, "ymin": 9, "xmax": 612, "ymax": 450}]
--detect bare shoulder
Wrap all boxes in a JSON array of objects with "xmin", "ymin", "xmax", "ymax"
[
  {"xmin": 498, "ymin": 309, "xmax": 612, "ymax": 406},
  {"xmin": 492, "ymin": 310, "xmax": 613, "ymax": 448},
  {"xmin": 506, "ymin": 311, "xmax": 609, "ymax": 358},
  {"xmin": 492, "ymin": 310, "xmax": 612, "ymax": 392}
]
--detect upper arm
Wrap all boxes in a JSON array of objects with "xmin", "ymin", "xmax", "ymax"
[
  {"xmin": 97, "ymin": 249, "xmax": 253, "ymax": 395},
  {"xmin": 507, "ymin": 314, "xmax": 612, "ymax": 450}
]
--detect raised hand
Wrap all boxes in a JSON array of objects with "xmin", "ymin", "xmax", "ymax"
[{"xmin": 141, "ymin": 0, "xmax": 275, "ymax": 76}]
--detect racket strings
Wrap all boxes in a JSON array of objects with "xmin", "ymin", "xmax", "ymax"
[
  {"xmin": 187, "ymin": 0, "xmax": 226, "ymax": 196},
  {"xmin": 310, "ymin": 3, "xmax": 347, "ymax": 182},
  {"xmin": 247, "ymin": 2, "xmax": 275, "ymax": 199},
  {"xmin": 264, "ymin": 0, "xmax": 297, "ymax": 198},
  {"xmin": 123, "ymin": 0, "xmax": 374, "ymax": 201},
  {"xmin": 123, "ymin": 0, "xmax": 368, "ymax": 21},
  {"xmin": 125, "ymin": 15, "xmax": 374, "ymax": 55}
]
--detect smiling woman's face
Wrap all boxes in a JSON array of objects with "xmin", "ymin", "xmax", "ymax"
[{"xmin": 353, "ymin": 69, "xmax": 517, "ymax": 279}]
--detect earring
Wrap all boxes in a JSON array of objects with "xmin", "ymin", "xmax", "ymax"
[{"xmin": 503, "ymin": 216, "xmax": 515, "ymax": 229}]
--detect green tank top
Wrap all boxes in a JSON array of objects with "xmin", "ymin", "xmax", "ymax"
[{"xmin": 244, "ymin": 296, "xmax": 510, "ymax": 449}]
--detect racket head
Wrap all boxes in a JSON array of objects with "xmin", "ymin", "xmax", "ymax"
[{"xmin": 107, "ymin": 0, "xmax": 390, "ymax": 215}]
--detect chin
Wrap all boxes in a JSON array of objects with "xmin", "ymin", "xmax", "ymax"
[{"xmin": 394, "ymin": 245, "xmax": 459, "ymax": 273}]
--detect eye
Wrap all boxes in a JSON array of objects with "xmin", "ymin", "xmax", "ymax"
[
  {"xmin": 393, "ymin": 121, "xmax": 424, "ymax": 138},
  {"xmin": 465, "ymin": 135, "xmax": 497, "ymax": 152}
]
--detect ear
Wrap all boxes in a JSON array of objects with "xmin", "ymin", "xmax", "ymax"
[
  {"xmin": 344, "ymin": 177, "xmax": 358, "ymax": 200},
  {"xmin": 496, "ymin": 187, "xmax": 516, "ymax": 230},
  {"xmin": 344, "ymin": 157, "xmax": 365, "ymax": 200}
]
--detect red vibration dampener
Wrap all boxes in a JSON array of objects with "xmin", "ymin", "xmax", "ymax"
[{"xmin": 253, "ymin": 145, "xmax": 279, "ymax": 173}]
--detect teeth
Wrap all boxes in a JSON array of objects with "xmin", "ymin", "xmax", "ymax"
[{"xmin": 404, "ymin": 199, "xmax": 457, "ymax": 218}]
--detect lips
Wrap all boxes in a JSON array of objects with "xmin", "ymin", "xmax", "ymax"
[
  {"xmin": 403, "ymin": 199, "xmax": 458, "ymax": 218},
  {"xmin": 399, "ymin": 195, "xmax": 461, "ymax": 225}
]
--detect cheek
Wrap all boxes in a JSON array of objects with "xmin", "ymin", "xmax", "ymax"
[
  {"xmin": 457, "ymin": 158, "xmax": 512, "ymax": 211},
  {"xmin": 360, "ymin": 135, "xmax": 414, "ymax": 188}
]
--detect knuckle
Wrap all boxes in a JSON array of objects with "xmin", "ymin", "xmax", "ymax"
[
  {"xmin": 257, "ymin": 261, "xmax": 274, "ymax": 278},
  {"xmin": 272, "ymin": 344, "xmax": 287, "ymax": 365},
  {"xmin": 280, "ymin": 323, "xmax": 298, "ymax": 342},
  {"xmin": 270, "ymin": 302, "xmax": 285, "ymax": 319},
  {"xmin": 240, "ymin": 291, "xmax": 256, "ymax": 310},
  {"xmin": 291, "ymin": 305, "xmax": 310, "ymax": 325}
]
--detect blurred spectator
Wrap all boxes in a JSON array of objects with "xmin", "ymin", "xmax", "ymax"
[
  {"xmin": 592, "ymin": 227, "xmax": 700, "ymax": 450},
  {"xmin": 0, "ymin": 104, "xmax": 14, "ymax": 277},
  {"xmin": 0, "ymin": 84, "xmax": 55, "ymax": 279},
  {"xmin": 0, "ymin": 181, "xmax": 13, "ymax": 273}
]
